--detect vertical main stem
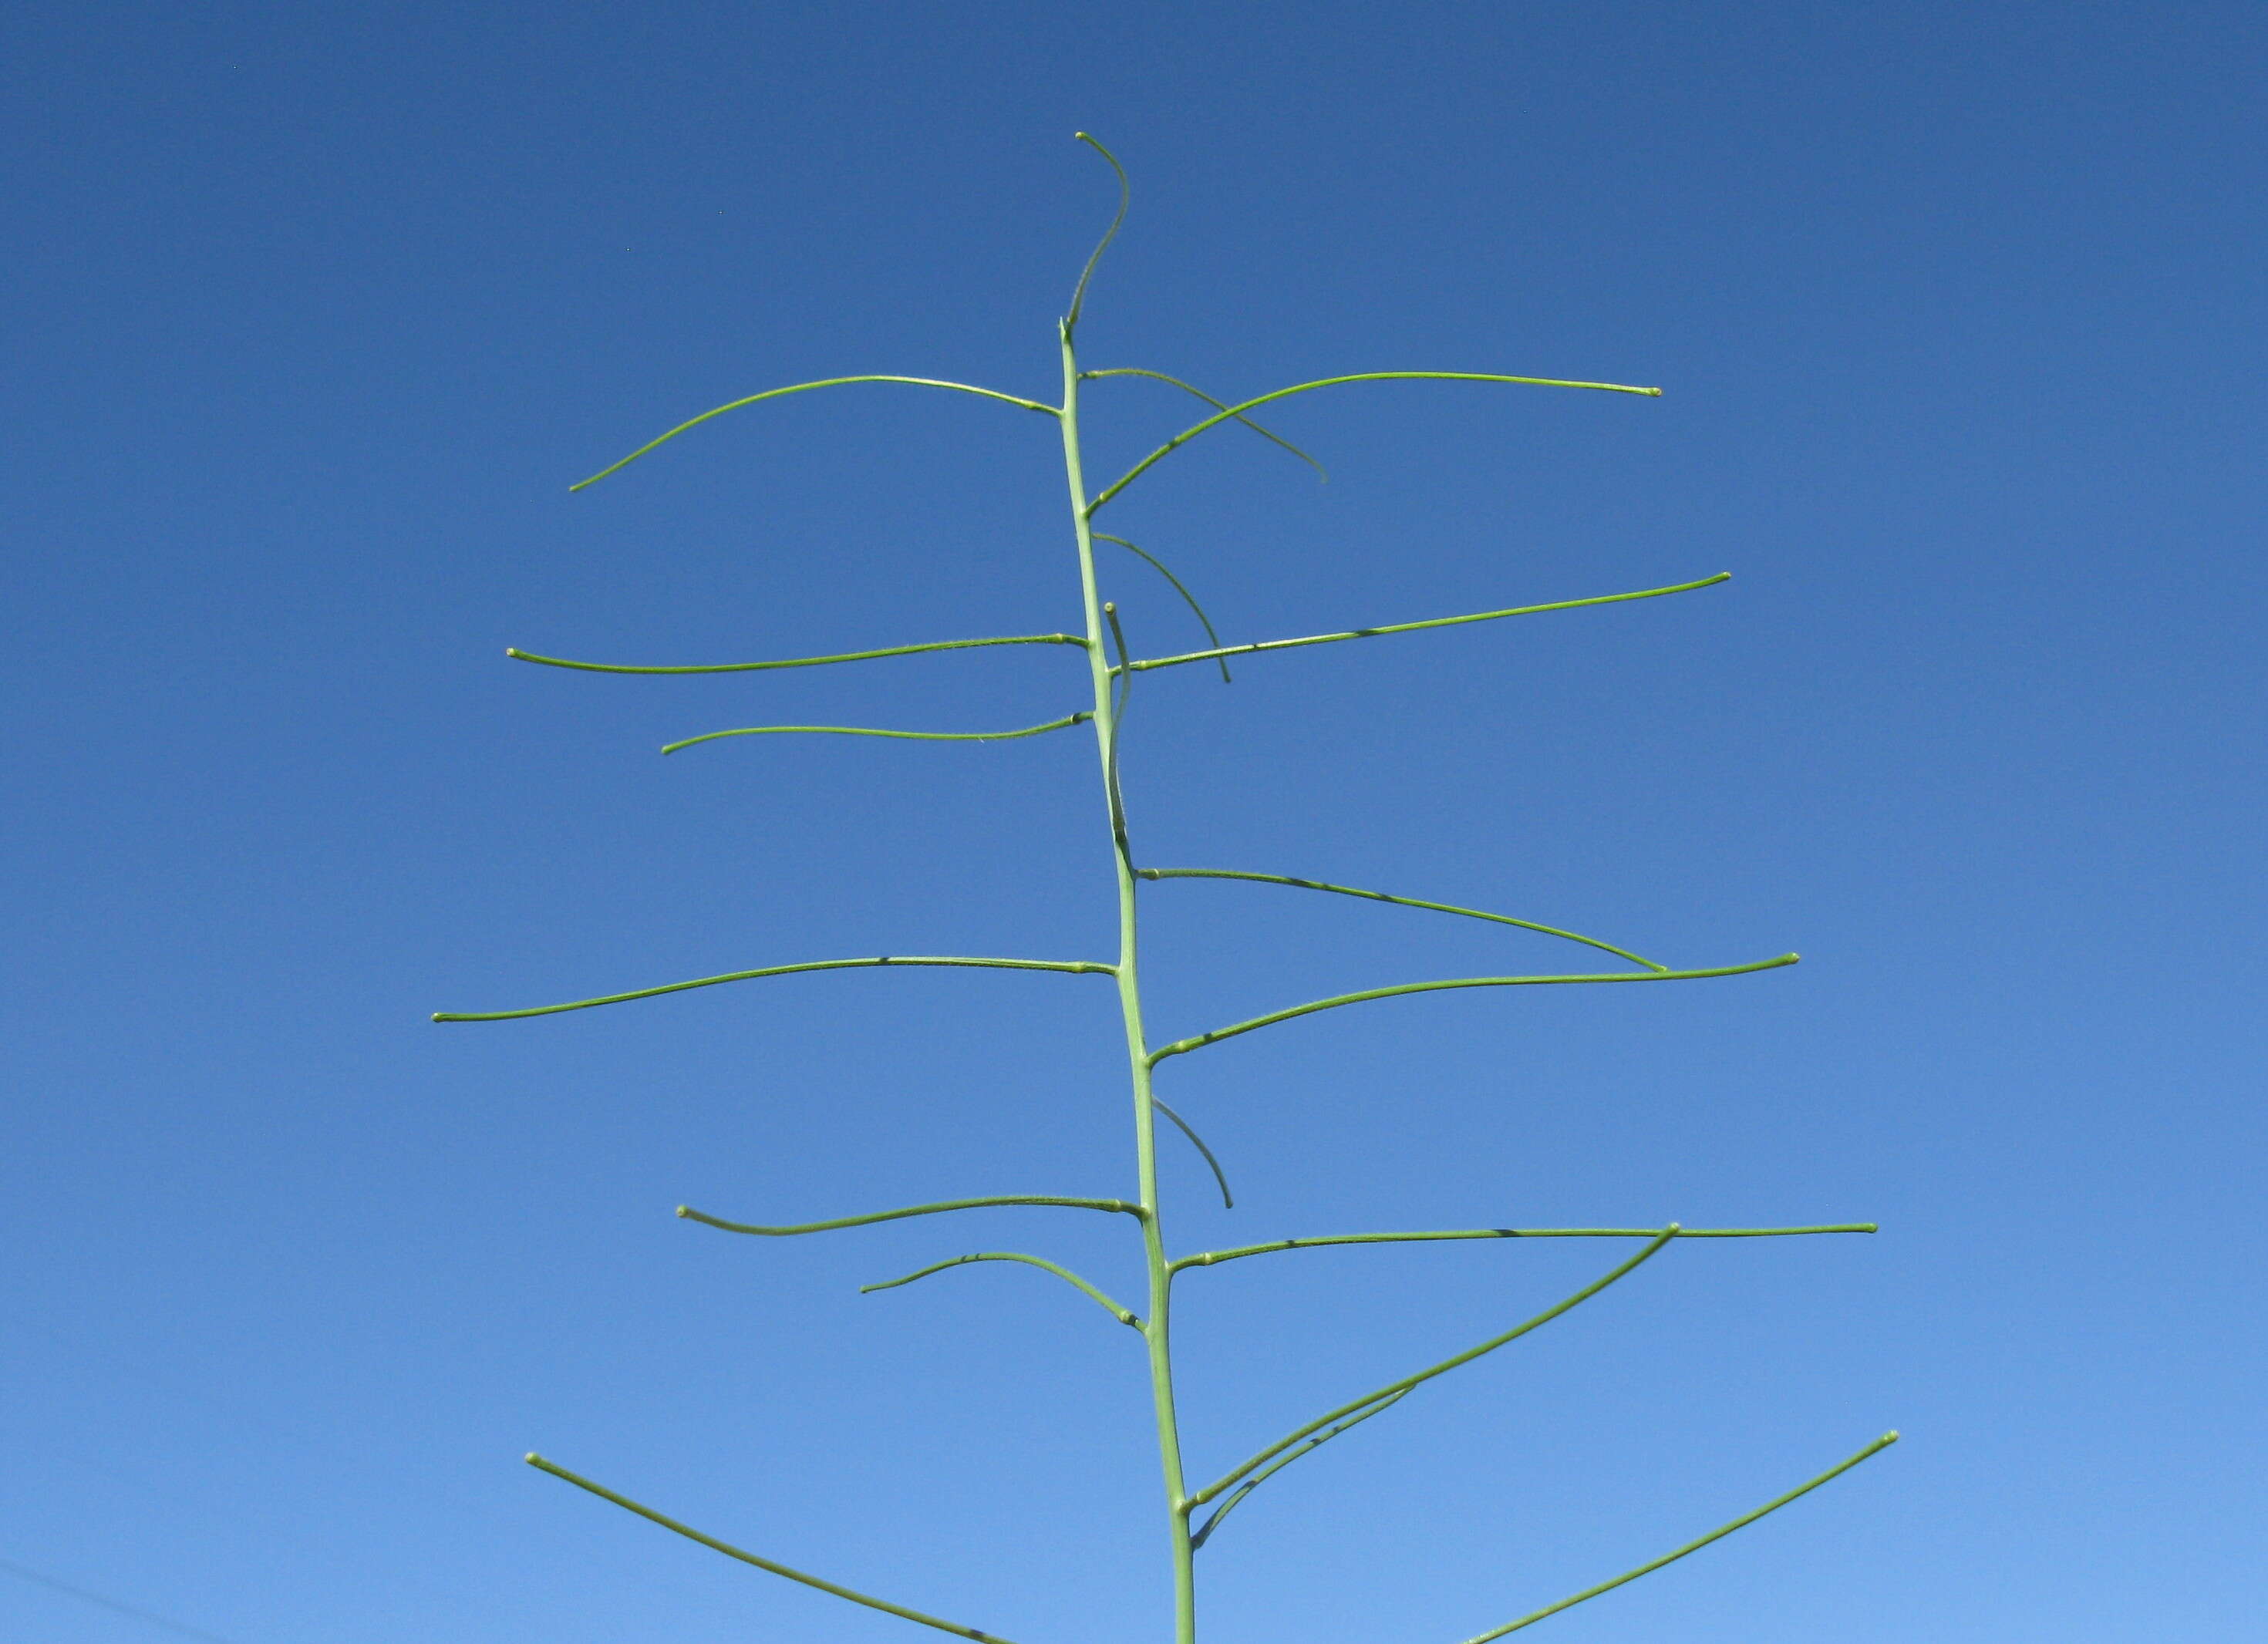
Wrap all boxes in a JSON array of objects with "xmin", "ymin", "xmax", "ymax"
[{"xmin": 1059, "ymin": 321, "xmax": 1197, "ymax": 1644}]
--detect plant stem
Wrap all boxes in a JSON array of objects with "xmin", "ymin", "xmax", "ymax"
[{"xmin": 1060, "ymin": 319, "xmax": 1198, "ymax": 1644}]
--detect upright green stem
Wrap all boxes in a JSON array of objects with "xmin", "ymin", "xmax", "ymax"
[{"xmin": 1060, "ymin": 320, "xmax": 1198, "ymax": 1644}]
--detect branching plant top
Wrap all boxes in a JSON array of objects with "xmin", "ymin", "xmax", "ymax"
[{"xmin": 436, "ymin": 134, "xmax": 1893, "ymax": 1644}]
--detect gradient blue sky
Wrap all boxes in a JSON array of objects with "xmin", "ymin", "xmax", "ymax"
[{"xmin": 5, "ymin": 5, "xmax": 2262, "ymax": 1642}]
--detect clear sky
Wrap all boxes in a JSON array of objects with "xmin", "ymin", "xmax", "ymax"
[{"xmin": 5, "ymin": 4, "xmax": 2261, "ymax": 1642}]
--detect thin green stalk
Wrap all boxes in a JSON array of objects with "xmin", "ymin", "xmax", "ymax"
[
  {"xmin": 432, "ymin": 955, "xmax": 1113, "ymax": 1023},
  {"xmin": 505, "ymin": 633, "xmax": 1087, "ymax": 675},
  {"xmin": 661, "ymin": 711, "xmax": 1089, "ymax": 756},
  {"xmin": 1191, "ymin": 1229, "xmax": 1680, "ymax": 1509},
  {"xmin": 1457, "ymin": 1432, "xmax": 1901, "ymax": 1642},
  {"xmin": 524, "ymin": 1454, "xmax": 1021, "ymax": 1644},
  {"xmin": 1137, "ymin": 867, "xmax": 1667, "ymax": 971},
  {"xmin": 1080, "ymin": 369, "xmax": 1328, "ymax": 480},
  {"xmin": 1093, "ymin": 534, "xmax": 1235, "ymax": 682},
  {"xmin": 861, "ymin": 1251, "xmax": 1144, "ymax": 1329},
  {"xmin": 676, "ymin": 1195, "xmax": 1143, "ymax": 1236},
  {"xmin": 1148, "ymin": 955, "xmax": 1800, "ymax": 1064},
  {"xmin": 568, "ymin": 375, "xmax": 1059, "ymax": 491},
  {"xmin": 1060, "ymin": 307, "xmax": 1200, "ymax": 1644},
  {"xmin": 1087, "ymin": 371, "xmax": 1662, "ymax": 515},
  {"xmin": 1174, "ymin": 1224, "xmax": 1877, "ymax": 1272},
  {"xmin": 1124, "ymin": 572, "xmax": 1729, "ymax": 673}
]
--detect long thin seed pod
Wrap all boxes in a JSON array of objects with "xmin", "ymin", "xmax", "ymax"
[
  {"xmin": 861, "ymin": 1251, "xmax": 1144, "ymax": 1329},
  {"xmin": 1138, "ymin": 868, "xmax": 1667, "ymax": 972},
  {"xmin": 1063, "ymin": 133, "xmax": 1128, "ymax": 335},
  {"xmin": 1124, "ymin": 572, "xmax": 1729, "ymax": 674},
  {"xmin": 1151, "ymin": 1097, "xmax": 1235, "ymax": 1210},
  {"xmin": 524, "ymin": 1454, "xmax": 1022, "ymax": 1644},
  {"xmin": 677, "ymin": 1195, "xmax": 1144, "ymax": 1236},
  {"xmin": 1174, "ymin": 1224, "xmax": 1877, "ymax": 1273},
  {"xmin": 433, "ymin": 955, "xmax": 1113, "ymax": 1023},
  {"xmin": 1191, "ymin": 1230, "xmax": 1679, "ymax": 1508},
  {"xmin": 1087, "ymin": 371, "xmax": 1662, "ymax": 515},
  {"xmin": 1080, "ymin": 369, "xmax": 1328, "ymax": 480},
  {"xmin": 1094, "ymin": 534, "xmax": 1234, "ymax": 682},
  {"xmin": 1458, "ymin": 1433, "xmax": 1902, "ymax": 1642},
  {"xmin": 505, "ymin": 633, "xmax": 1087, "ymax": 675},
  {"xmin": 1149, "ymin": 955, "xmax": 1799, "ymax": 1065},
  {"xmin": 569, "ymin": 375, "xmax": 1060, "ymax": 491},
  {"xmin": 1188, "ymin": 1390, "xmax": 1410, "ymax": 1551},
  {"xmin": 662, "ymin": 712, "xmax": 1090, "ymax": 756},
  {"xmin": 1102, "ymin": 601, "xmax": 1134, "ymax": 861}
]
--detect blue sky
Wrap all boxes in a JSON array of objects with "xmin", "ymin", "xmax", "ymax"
[{"xmin": 4, "ymin": 4, "xmax": 2261, "ymax": 1641}]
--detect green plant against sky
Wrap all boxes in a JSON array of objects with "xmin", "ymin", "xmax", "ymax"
[{"xmin": 434, "ymin": 135, "xmax": 1896, "ymax": 1644}]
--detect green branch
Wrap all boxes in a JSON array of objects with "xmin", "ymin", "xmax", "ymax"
[
  {"xmin": 662, "ymin": 711, "xmax": 1090, "ymax": 756},
  {"xmin": 505, "ymin": 633, "xmax": 1088, "ymax": 675},
  {"xmin": 1093, "ymin": 534, "xmax": 1234, "ymax": 682},
  {"xmin": 1149, "ymin": 955, "xmax": 1799, "ymax": 1065},
  {"xmin": 568, "ymin": 375, "xmax": 1060, "ymax": 491},
  {"xmin": 1138, "ymin": 868, "xmax": 1667, "ymax": 972},
  {"xmin": 1188, "ymin": 1390, "xmax": 1408, "ymax": 1551},
  {"xmin": 862, "ymin": 1251, "xmax": 1144, "ymax": 1329},
  {"xmin": 1189, "ymin": 1231, "xmax": 1679, "ymax": 1509},
  {"xmin": 433, "ymin": 955, "xmax": 1114, "ymax": 1023},
  {"xmin": 1086, "ymin": 370, "xmax": 1662, "ymax": 515},
  {"xmin": 1458, "ymin": 1432, "xmax": 1901, "ymax": 1641},
  {"xmin": 1174, "ymin": 1224, "xmax": 1876, "ymax": 1273},
  {"xmin": 1152, "ymin": 1098, "xmax": 1235, "ymax": 1210},
  {"xmin": 677, "ymin": 1195, "xmax": 1144, "ymax": 1236},
  {"xmin": 525, "ymin": 1454, "xmax": 1023, "ymax": 1644},
  {"xmin": 1080, "ymin": 369, "xmax": 1327, "ymax": 481},
  {"xmin": 1124, "ymin": 572, "xmax": 1729, "ymax": 674}
]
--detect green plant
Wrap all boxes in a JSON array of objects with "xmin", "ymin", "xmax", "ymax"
[{"xmin": 436, "ymin": 134, "xmax": 1893, "ymax": 1643}]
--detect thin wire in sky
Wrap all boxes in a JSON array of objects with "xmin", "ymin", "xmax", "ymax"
[{"xmin": 0, "ymin": 1554, "xmax": 242, "ymax": 1644}]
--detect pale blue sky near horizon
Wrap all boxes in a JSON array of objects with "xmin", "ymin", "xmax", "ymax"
[{"xmin": 4, "ymin": 4, "xmax": 2262, "ymax": 1642}]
